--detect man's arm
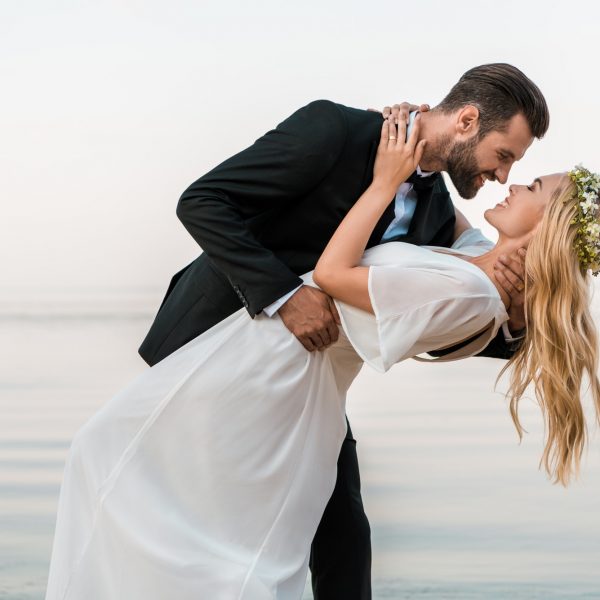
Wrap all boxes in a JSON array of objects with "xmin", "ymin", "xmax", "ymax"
[
  {"xmin": 474, "ymin": 326, "xmax": 523, "ymax": 359},
  {"xmin": 176, "ymin": 100, "xmax": 347, "ymax": 317},
  {"xmin": 430, "ymin": 202, "xmax": 527, "ymax": 360},
  {"xmin": 428, "ymin": 324, "xmax": 522, "ymax": 361}
]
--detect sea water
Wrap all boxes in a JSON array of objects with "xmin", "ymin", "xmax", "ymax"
[{"xmin": 1, "ymin": 293, "xmax": 599, "ymax": 599}]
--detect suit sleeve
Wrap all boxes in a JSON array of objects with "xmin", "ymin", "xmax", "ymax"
[
  {"xmin": 473, "ymin": 327, "xmax": 522, "ymax": 359},
  {"xmin": 428, "ymin": 228, "xmax": 523, "ymax": 361},
  {"xmin": 176, "ymin": 100, "xmax": 348, "ymax": 316}
]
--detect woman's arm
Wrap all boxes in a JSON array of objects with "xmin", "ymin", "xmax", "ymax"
[{"xmin": 313, "ymin": 114, "xmax": 427, "ymax": 313}]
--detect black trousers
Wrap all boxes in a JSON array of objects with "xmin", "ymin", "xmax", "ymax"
[{"xmin": 309, "ymin": 418, "xmax": 372, "ymax": 600}]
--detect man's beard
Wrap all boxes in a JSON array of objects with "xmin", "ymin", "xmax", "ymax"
[{"xmin": 445, "ymin": 136, "xmax": 486, "ymax": 199}]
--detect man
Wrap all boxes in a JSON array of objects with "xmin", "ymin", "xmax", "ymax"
[{"xmin": 138, "ymin": 63, "xmax": 549, "ymax": 599}]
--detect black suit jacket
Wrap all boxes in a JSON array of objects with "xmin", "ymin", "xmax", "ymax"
[{"xmin": 139, "ymin": 100, "xmax": 516, "ymax": 366}]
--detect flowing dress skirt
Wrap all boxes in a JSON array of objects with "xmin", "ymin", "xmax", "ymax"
[{"xmin": 45, "ymin": 307, "xmax": 363, "ymax": 600}]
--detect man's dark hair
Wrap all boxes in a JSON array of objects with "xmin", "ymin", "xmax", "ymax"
[{"xmin": 437, "ymin": 63, "xmax": 550, "ymax": 140}]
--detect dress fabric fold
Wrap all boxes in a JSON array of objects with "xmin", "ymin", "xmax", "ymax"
[{"xmin": 45, "ymin": 229, "xmax": 506, "ymax": 600}]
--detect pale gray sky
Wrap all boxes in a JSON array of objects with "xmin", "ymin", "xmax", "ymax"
[{"xmin": 2, "ymin": 0, "xmax": 599, "ymax": 301}]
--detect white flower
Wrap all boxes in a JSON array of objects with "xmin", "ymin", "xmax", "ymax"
[
  {"xmin": 580, "ymin": 198, "xmax": 595, "ymax": 215},
  {"xmin": 587, "ymin": 223, "xmax": 600, "ymax": 236}
]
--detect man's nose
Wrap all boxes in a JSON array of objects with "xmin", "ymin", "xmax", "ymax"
[{"xmin": 494, "ymin": 166, "xmax": 509, "ymax": 185}]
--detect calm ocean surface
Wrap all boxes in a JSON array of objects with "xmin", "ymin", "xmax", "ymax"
[{"xmin": 1, "ymin": 290, "xmax": 599, "ymax": 599}]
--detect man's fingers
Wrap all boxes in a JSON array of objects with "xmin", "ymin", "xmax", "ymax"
[
  {"xmin": 298, "ymin": 335, "xmax": 316, "ymax": 352},
  {"xmin": 328, "ymin": 297, "xmax": 342, "ymax": 326},
  {"xmin": 319, "ymin": 326, "xmax": 332, "ymax": 347},
  {"xmin": 497, "ymin": 251, "xmax": 525, "ymax": 269},
  {"xmin": 494, "ymin": 268, "xmax": 515, "ymax": 295},
  {"xmin": 496, "ymin": 253, "xmax": 524, "ymax": 273},
  {"xmin": 495, "ymin": 255, "xmax": 525, "ymax": 290},
  {"xmin": 495, "ymin": 249, "xmax": 528, "ymax": 298},
  {"xmin": 494, "ymin": 266, "xmax": 521, "ymax": 297},
  {"xmin": 309, "ymin": 331, "xmax": 326, "ymax": 350},
  {"xmin": 324, "ymin": 319, "xmax": 339, "ymax": 346},
  {"xmin": 278, "ymin": 286, "xmax": 339, "ymax": 352},
  {"xmin": 382, "ymin": 105, "xmax": 392, "ymax": 119}
]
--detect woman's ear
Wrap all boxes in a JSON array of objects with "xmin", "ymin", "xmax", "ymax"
[{"xmin": 455, "ymin": 105, "xmax": 480, "ymax": 137}]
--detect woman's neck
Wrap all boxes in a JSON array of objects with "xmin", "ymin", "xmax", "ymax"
[{"xmin": 464, "ymin": 237, "xmax": 529, "ymax": 309}]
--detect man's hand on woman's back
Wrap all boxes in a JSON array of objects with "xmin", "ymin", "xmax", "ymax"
[{"xmin": 278, "ymin": 286, "xmax": 341, "ymax": 352}]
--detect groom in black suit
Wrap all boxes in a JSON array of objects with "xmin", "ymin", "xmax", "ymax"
[{"xmin": 139, "ymin": 63, "xmax": 549, "ymax": 599}]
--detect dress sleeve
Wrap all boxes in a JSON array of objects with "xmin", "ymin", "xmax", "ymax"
[
  {"xmin": 451, "ymin": 227, "xmax": 495, "ymax": 251},
  {"xmin": 335, "ymin": 263, "xmax": 503, "ymax": 373}
]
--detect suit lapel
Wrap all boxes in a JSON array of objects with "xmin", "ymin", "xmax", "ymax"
[
  {"xmin": 384, "ymin": 174, "xmax": 441, "ymax": 246},
  {"xmin": 401, "ymin": 185, "xmax": 434, "ymax": 244}
]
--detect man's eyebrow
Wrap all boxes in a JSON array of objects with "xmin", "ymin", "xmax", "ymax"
[{"xmin": 534, "ymin": 177, "xmax": 542, "ymax": 190}]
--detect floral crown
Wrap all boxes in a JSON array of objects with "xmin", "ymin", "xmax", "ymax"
[{"xmin": 568, "ymin": 164, "xmax": 600, "ymax": 276}]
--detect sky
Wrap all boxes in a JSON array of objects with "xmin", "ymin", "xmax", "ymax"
[{"xmin": 1, "ymin": 0, "xmax": 599, "ymax": 305}]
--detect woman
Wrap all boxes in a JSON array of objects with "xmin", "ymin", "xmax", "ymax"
[{"xmin": 45, "ymin": 114, "xmax": 600, "ymax": 600}]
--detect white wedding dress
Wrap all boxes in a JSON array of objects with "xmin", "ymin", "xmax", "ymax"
[{"xmin": 45, "ymin": 228, "xmax": 508, "ymax": 600}]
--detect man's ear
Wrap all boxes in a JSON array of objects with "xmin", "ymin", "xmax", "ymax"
[{"xmin": 455, "ymin": 105, "xmax": 480, "ymax": 137}]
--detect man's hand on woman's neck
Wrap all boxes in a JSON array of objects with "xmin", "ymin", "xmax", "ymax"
[{"xmin": 469, "ymin": 238, "xmax": 529, "ymax": 314}]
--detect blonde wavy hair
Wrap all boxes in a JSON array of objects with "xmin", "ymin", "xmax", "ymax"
[{"xmin": 499, "ymin": 175, "xmax": 600, "ymax": 486}]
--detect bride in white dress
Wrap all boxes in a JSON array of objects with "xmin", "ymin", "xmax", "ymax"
[{"xmin": 45, "ymin": 117, "xmax": 600, "ymax": 599}]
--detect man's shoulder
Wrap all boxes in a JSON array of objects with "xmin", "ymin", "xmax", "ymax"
[
  {"xmin": 274, "ymin": 100, "xmax": 346, "ymax": 141},
  {"xmin": 283, "ymin": 99, "xmax": 380, "ymax": 129},
  {"xmin": 272, "ymin": 100, "xmax": 380, "ymax": 151},
  {"xmin": 299, "ymin": 99, "xmax": 372, "ymax": 115}
]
